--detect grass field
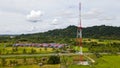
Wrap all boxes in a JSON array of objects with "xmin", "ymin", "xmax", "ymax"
[
  {"xmin": 0, "ymin": 47, "xmax": 54, "ymax": 55},
  {"xmin": 0, "ymin": 46, "xmax": 89, "ymax": 55},
  {"xmin": 1, "ymin": 55, "xmax": 120, "ymax": 68},
  {"xmin": 16, "ymin": 64, "xmax": 60, "ymax": 68},
  {"xmin": 73, "ymin": 46, "xmax": 89, "ymax": 52},
  {"xmin": 0, "ymin": 64, "xmax": 60, "ymax": 68},
  {"xmin": 83, "ymin": 38, "xmax": 120, "ymax": 44},
  {"xmin": 94, "ymin": 55, "xmax": 120, "ymax": 68}
]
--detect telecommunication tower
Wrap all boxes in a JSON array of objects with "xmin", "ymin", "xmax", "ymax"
[{"xmin": 76, "ymin": 2, "xmax": 83, "ymax": 62}]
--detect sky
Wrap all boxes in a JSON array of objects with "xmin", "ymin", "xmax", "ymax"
[{"xmin": 0, "ymin": 0, "xmax": 120, "ymax": 34}]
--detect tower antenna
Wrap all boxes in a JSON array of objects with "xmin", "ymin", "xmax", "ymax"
[{"xmin": 76, "ymin": 2, "xmax": 83, "ymax": 62}]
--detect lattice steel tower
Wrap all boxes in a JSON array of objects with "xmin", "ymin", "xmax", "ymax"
[{"xmin": 76, "ymin": 2, "xmax": 83, "ymax": 61}]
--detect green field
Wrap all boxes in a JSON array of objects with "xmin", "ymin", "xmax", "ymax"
[
  {"xmin": 1, "ymin": 55, "xmax": 120, "ymax": 68},
  {"xmin": 74, "ymin": 46, "xmax": 88, "ymax": 52},
  {"xmin": 15, "ymin": 64, "xmax": 60, "ymax": 68},
  {"xmin": 19, "ymin": 55, "xmax": 120, "ymax": 68},
  {"xmin": 0, "ymin": 47, "xmax": 55, "ymax": 55},
  {"xmin": 94, "ymin": 55, "xmax": 120, "ymax": 68},
  {"xmin": 0, "ymin": 38, "xmax": 120, "ymax": 68},
  {"xmin": 0, "ymin": 46, "xmax": 89, "ymax": 55}
]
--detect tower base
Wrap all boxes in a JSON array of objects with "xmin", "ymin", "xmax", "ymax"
[{"xmin": 77, "ymin": 61, "xmax": 89, "ymax": 65}]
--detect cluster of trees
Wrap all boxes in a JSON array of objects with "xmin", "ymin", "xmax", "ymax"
[
  {"xmin": 83, "ymin": 25, "xmax": 120, "ymax": 39},
  {"xmin": 88, "ymin": 42, "xmax": 120, "ymax": 54},
  {"xmin": 19, "ymin": 25, "xmax": 120, "ymax": 40},
  {"xmin": 48, "ymin": 56, "xmax": 60, "ymax": 64}
]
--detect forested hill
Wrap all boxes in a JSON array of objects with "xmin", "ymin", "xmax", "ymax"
[{"xmin": 20, "ymin": 25, "xmax": 120, "ymax": 40}]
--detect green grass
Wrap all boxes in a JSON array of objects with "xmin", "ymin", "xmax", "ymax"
[
  {"xmin": 83, "ymin": 38, "xmax": 120, "ymax": 44},
  {"xmin": 0, "ymin": 47, "xmax": 54, "ymax": 55},
  {"xmin": 0, "ymin": 46, "xmax": 89, "ymax": 55},
  {"xmin": 70, "ymin": 65, "xmax": 90, "ymax": 68},
  {"xmin": 0, "ymin": 64, "xmax": 60, "ymax": 68},
  {"xmin": 74, "ymin": 46, "xmax": 89, "ymax": 52},
  {"xmin": 70, "ymin": 55, "xmax": 120, "ymax": 68},
  {"xmin": 1, "ymin": 55, "xmax": 120, "ymax": 68},
  {"xmin": 16, "ymin": 64, "xmax": 60, "ymax": 68},
  {"xmin": 94, "ymin": 55, "xmax": 120, "ymax": 68}
]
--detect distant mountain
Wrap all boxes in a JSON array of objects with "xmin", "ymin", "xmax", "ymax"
[
  {"xmin": 0, "ymin": 25, "xmax": 120, "ymax": 43},
  {"xmin": 83, "ymin": 25, "xmax": 120, "ymax": 39},
  {"xmin": 20, "ymin": 25, "xmax": 120, "ymax": 40}
]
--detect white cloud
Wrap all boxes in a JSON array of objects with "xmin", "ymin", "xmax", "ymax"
[
  {"xmin": 0, "ymin": 0, "xmax": 120, "ymax": 34},
  {"xmin": 27, "ymin": 10, "xmax": 43, "ymax": 22},
  {"xmin": 51, "ymin": 18, "xmax": 59, "ymax": 25},
  {"xmin": 29, "ymin": 26, "xmax": 36, "ymax": 32}
]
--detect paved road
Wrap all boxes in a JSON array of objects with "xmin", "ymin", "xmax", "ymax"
[
  {"xmin": 0, "ymin": 53, "xmax": 80, "ymax": 58},
  {"xmin": 0, "ymin": 52, "xmax": 119, "ymax": 58}
]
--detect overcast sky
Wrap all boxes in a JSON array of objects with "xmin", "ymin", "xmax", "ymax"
[{"xmin": 0, "ymin": 0, "xmax": 120, "ymax": 34}]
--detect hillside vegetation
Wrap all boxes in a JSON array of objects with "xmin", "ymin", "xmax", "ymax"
[
  {"xmin": 19, "ymin": 25, "xmax": 120, "ymax": 39},
  {"xmin": 0, "ymin": 25, "xmax": 120, "ymax": 43}
]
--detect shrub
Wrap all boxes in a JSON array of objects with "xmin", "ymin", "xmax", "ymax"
[{"xmin": 47, "ymin": 56, "xmax": 60, "ymax": 64}]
